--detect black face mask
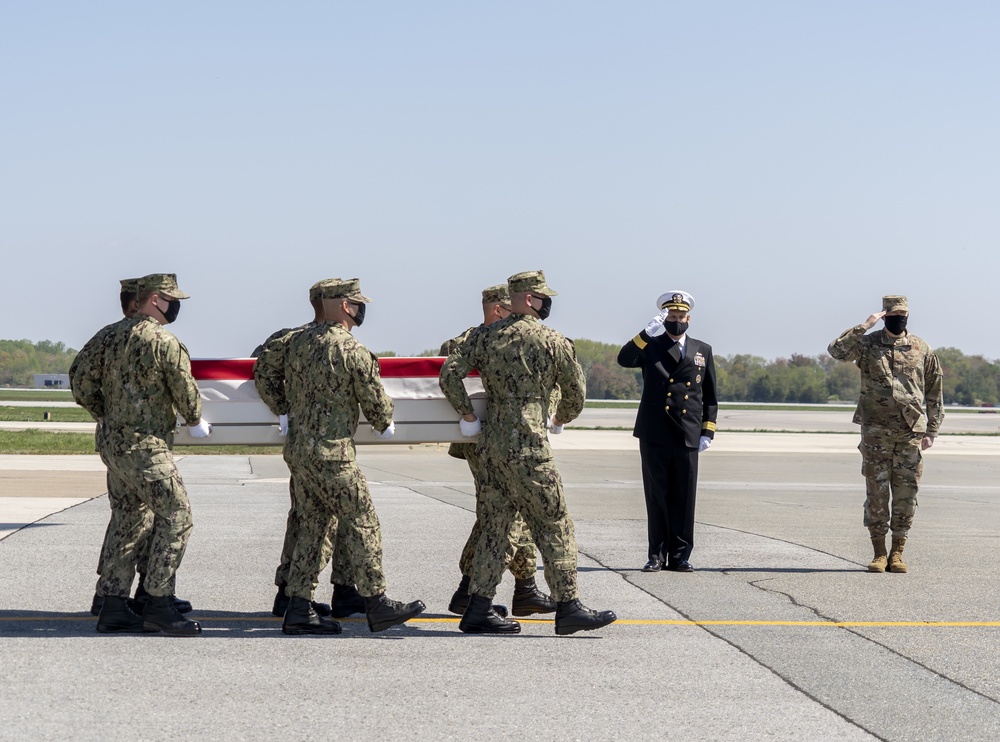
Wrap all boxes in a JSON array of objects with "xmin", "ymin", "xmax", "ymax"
[
  {"xmin": 535, "ymin": 296, "xmax": 552, "ymax": 320},
  {"xmin": 665, "ymin": 320, "xmax": 688, "ymax": 337},
  {"xmin": 161, "ymin": 299, "xmax": 181, "ymax": 324},
  {"xmin": 884, "ymin": 315, "xmax": 907, "ymax": 335},
  {"xmin": 351, "ymin": 302, "xmax": 366, "ymax": 327}
]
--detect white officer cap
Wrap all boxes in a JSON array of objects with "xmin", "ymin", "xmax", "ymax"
[{"xmin": 656, "ymin": 290, "xmax": 694, "ymax": 312}]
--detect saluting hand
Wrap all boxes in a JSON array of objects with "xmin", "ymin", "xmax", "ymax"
[
  {"xmin": 862, "ymin": 311, "xmax": 886, "ymax": 330},
  {"xmin": 645, "ymin": 309, "xmax": 670, "ymax": 338}
]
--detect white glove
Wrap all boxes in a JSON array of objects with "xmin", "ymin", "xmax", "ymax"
[
  {"xmin": 459, "ymin": 416, "xmax": 482, "ymax": 437},
  {"xmin": 698, "ymin": 436, "xmax": 712, "ymax": 453},
  {"xmin": 188, "ymin": 419, "xmax": 212, "ymax": 439},
  {"xmin": 372, "ymin": 421, "xmax": 395, "ymax": 440},
  {"xmin": 278, "ymin": 414, "xmax": 288, "ymax": 437},
  {"xmin": 548, "ymin": 417, "xmax": 564, "ymax": 435},
  {"xmin": 644, "ymin": 309, "xmax": 670, "ymax": 338}
]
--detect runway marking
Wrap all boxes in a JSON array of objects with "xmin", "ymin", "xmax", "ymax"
[{"xmin": 3, "ymin": 616, "xmax": 1000, "ymax": 627}]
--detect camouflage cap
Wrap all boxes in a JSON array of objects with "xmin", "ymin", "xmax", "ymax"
[
  {"xmin": 309, "ymin": 278, "xmax": 341, "ymax": 301},
  {"xmin": 883, "ymin": 295, "xmax": 908, "ymax": 313},
  {"xmin": 316, "ymin": 277, "xmax": 372, "ymax": 303},
  {"xmin": 138, "ymin": 273, "xmax": 190, "ymax": 300},
  {"xmin": 657, "ymin": 290, "xmax": 694, "ymax": 312},
  {"xmin": 119, "ymin": 277, "xmax": 140, "ymax": 294},
  {"xmin": 508, "ymin": 270, "xmax": 557, "ymax": 297},
  {"xmin": 481, "ymin": 284, "xmax": 510, "ymax": 304}
]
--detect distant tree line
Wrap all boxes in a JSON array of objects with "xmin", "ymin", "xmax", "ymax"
[
  {"xmin": 4, "ymin": 338, "xmax": 998, "ymax": 406},
  {"xmin": 0, "ymin": 339, "xmax": 78, "ymax": 387}
]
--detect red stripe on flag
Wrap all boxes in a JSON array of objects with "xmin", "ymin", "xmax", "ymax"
[{"xmin": 190, "ymin": 356, "xmax": 476, "ymax": 381}]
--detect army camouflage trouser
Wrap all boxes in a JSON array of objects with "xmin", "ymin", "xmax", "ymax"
[
  {"xmin": 284, "ymin": 454, "xmax": 387, "ymax": 600},
  {"xmin": 458, "ymin": 448, "xmax": 538, "ymax": 581},
  {"xmin": 860, "ymin": 427, "xmax": 923, "ymax": 538},
  {"xmin": 97, "ymin": 449, "xmax": 193, "ymax": 598},
  {"xmin": 273, "ymin": 473, "xmax": 341, "ymax": 588},
  {"xmin": 95, "ymin": 448, "xmax": 152, "ymax": 594},
  {"xmin": 469, "ymin": 450, "xmax": 578, "ymax": 602}
]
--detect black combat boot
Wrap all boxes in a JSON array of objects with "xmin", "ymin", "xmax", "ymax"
[
  {"xmin": 331, "ymin": 583, "xmax": 367, "ymax": 618},
  {"xmin": 273, "ymin": 584, "xmax": 332, "ymax": 618},
  {"xmin": 365, "ymin": 593, "xmax": 426, "ymax": 633},
  {"xmin": 90, "ymin": 593, "xmax": 104, "ymax": 617},
  {"xmin": 459, "ymin": 594, "xmax": 521, "ymax": 635},
  {"xmin": 96, "ymin": 595, "xmax": 156, "ymax": 634},
  {"xmin": 554, "ymin": 599, "xmax": 617, "ymax": 636},
  {"xmin": 134, "ymin": 574, "xmax": 193, "ymax": 614},
  {"xmin": 511, "ymin": 577, "xmax": 557, "ymax": 616},
  {"xmin": 282, "ymin": 596, "xmax": 342, "ymax": 635},
  {"xmin": 448, "ymin": 575, "xmax": 509, "ymax": 618},
  {"xmin": 142, "ymin": 595, "xmax": 202, "ymax": 636}
]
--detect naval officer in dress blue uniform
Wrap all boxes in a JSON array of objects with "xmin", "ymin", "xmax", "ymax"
[{"xmin": 617, "ymin": 291, "xmax": 718, "ymax": 572}]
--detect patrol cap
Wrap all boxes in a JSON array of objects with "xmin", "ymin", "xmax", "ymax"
[
  {"xmin": 316, "ymin": 277, "xmax": 372, "ymax": 303},
  {"xmin": 119, "ymin": 277, "xmax": 140, "ymax": 294},
  {"xmin": 882, "ymin": 295, "xmax": 908, "ymax": 313},
  {"xmin": 309, "ymin": 278, "xmax": 341, "ymax": 302},
  {"xmin": 137, "ymin": 273, "xmax": 190, "ymax": 300},
  {"xmin": 508, "ymin": 270, "xmax": 557, "ymax": 297},
  {"xmin": 657, "ymin": 290, "xmax": 694, "ymax": 312},
  {"xmin": 481, "ymin": 284, "xmax": 509, "ymax": 304}
]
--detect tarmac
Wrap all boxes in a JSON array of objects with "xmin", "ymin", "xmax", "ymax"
[{"xmin": 1, "ymin": 428, "xmax": 999, "ymax": 740}]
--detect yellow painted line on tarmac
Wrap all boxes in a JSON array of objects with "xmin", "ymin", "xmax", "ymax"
[{"xmin": 3, "ymin": 616, "xmax": 999, "ymax": 628}]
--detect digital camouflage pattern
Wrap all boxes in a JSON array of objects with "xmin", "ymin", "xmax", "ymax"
[
  {"xmin": 252, "ymin": 324, "xmax": 335, "ymax": 588},
  {"xmin": 440, "ymin": 328, "xmax": 539, "ymax": 581},
  {"xmin": 70, "ymin": 319, "xmax": 151, "ymax": 591},
  {"xmin": 96, "ymin": 313, "xmax": 201, "ymax": 598},
  {"xmin": 439, "ymin": 312, "xmax": 586, "ymax": 601},
  {"xmin": 829, "ymin": 324, "xmax": 944, "ymax": 539},
  {"xmin": 281, "ymin": 321, "xmax": 394, "ymax": 600},
  {"xmin": 828, "ymin": 326, "xmax": 943, "ymax": 434}
]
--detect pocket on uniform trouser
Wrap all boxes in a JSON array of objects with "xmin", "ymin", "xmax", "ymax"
[{"xmin": 140, "ymin": 451, "xmax": 179, "ymax": 482}]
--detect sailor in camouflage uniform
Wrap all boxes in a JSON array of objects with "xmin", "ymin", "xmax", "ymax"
[
  {"xmin": 280, "ymin": 278, "xmax": 425, "ymax": 635},
  {"xmin": 253, "ymin": 279, "xmax": 366, "ymax": 620},
  {"xmin": 441, "ymin": 284, "xmax": 555, "ymax": 619},
  {"xmin": 440, "ymin": 270, "xmax": 616, "ymax": 635},
  {"xmin": 829, "ymin": 295, "xmax": 944, "ymax": 573},
  {"xmin": 94, "ymin": 273, "xmax": 210, "ymax": 636}
]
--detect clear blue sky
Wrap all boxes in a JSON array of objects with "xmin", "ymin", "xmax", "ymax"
[{"xmin": 2, "ymin": 2, "xmax": 997, "ymax": 360}]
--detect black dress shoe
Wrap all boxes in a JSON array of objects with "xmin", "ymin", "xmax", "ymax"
[
  {"xmin": 666, "ymin": 560, "xmax": 694, "ymax": 572},
  {"xmin": 282, "ymin": 596, "xmax": 342, "ymax": 635},
  {"xmin": 641, "ymin": 558, "xmax": 664, "ymax": 572},
  {"xmin": 554, "ymin": 599, "xmax": 617, "ymax": 635}
]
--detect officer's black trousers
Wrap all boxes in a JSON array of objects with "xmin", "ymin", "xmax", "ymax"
[{"xmin": 639, "ymin": 436, "xmax": 699, "ymax": 564}]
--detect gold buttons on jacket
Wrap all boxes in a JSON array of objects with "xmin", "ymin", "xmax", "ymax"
[
  {"xmin": 667, "ymin": 392, "xmax": 672, "ymax": 397},
  {"xmin": 684, "ymin": 394, "xmax": 689, "ymax": 400},
  {"xmin": 686, "ymin": 382, "xmax": 691, "ymax": 387},
  {"xmin": 682, "ymin": 409, "xmax": 687, "ymax": 415},
  {"xmin": 669, "ymin": 378, "xmax": 674, "ymax": 383}
]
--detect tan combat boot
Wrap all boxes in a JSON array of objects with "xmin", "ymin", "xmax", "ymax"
[
  {"xmin": 888, "ymin": 537, "xmax": 908, "ymax": 573},
  {"xmin": 867, "ymin": 536, "xmax": 888, "ymax": 573}
]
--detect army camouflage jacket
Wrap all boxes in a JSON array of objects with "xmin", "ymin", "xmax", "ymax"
[
  {"xmin": 828, "ymin": 326, "xmax": 944, "ymax": 435},
  {"xmin": 101, "ymin": 314, "xmax": 202, "ymax": 453},
  {"xmin": 253, "ymin": 323, "xmax": 313, "ymax": 416},
  {"xmin": 439, "ymin": 313, "xmax": 584, "ymax": 458},
  {"xmin": 70, "ymin": 317, "xmax": 131, "ymax": 421},
  {"xmin": 282, "ymin": 322, "xmax": 393, "ymax": 461}
]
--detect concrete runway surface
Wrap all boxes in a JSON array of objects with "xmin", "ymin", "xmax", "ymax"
[{"xmin": 1, "ymin": 431, "xmax": 999, "ymax": 741}]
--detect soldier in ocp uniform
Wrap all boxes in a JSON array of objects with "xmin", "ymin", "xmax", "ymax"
[
  {"xmin": 829, "ymin": 295, "xmax": 943, "ymax": 573},
  {"xmin": 95, "ymin": 273, "xmax": 211, "ymax": 636},
  {"xmin": 253, "ymin": 279, "xmax": 365, "ymax": 621},
  {"xmin": 440, "ymin": 284, "xmax": 556, "ymax": 619},
  {"xmin": 440, "ymin": 270, "xmax": 616, "ymax": 636},
  {"xmin": 280, "ymin": 278, "xmax": 425, "ymax": 635},
  {"xmin": 617, "ymin": 291, "xmax": 718, "ymax": 573}
]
